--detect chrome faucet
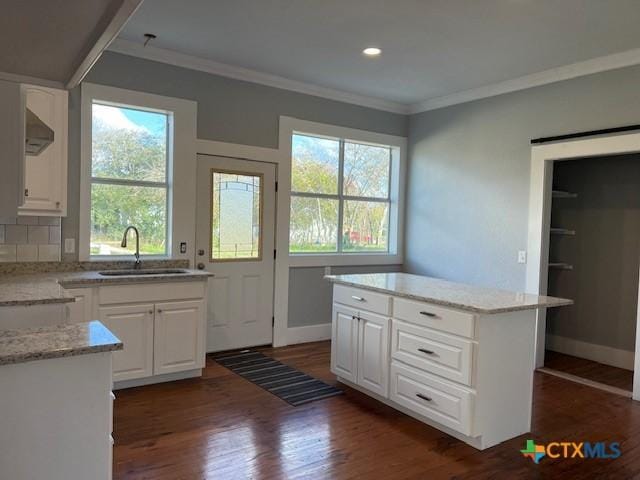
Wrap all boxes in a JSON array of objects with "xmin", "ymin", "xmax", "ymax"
[{"xmin": 121, "ymin": 226, "xmax": 141, "ymax": 269}]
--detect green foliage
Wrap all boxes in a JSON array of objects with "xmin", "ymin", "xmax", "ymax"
[{"xmin": 91, "ymin": 116, "xmax": 168, "ymax": 255}]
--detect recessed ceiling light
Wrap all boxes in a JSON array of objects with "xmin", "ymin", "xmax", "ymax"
[{"xmin": 362, "ymin": 47, "xmax": 381, "ymax": 57}]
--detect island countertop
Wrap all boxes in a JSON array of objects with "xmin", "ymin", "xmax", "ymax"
[
  {"xmin": 0, "ymin": 320, "xmax": 123, "ymax": 366},
  {"xmin": 325, "ymin": 272, "xmax": 572, "ymax": 314}
]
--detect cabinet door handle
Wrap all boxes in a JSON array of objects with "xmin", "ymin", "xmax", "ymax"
[
  {"xmin": 351, "ymin": 296, "xmax": 365, "ymax": 302},
  {"xmin": 416, "ymin": 393, "xmax": 432, "ymax": 402},
  {"xmin": 157, "ymin": 309, "xmax": 163, "ymax": 313},
  {"xmin": 418, "ymin": 348, "xmax": 435, "ymax": 355},
  {"xmin": 419, "ymin": 311, "xmax": 438, "ymax": 318},
  {"xmin": 148, "ymin": 310, "xmax": 153, "ymax": 314}
]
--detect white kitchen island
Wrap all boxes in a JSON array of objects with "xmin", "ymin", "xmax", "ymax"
[{"xmin": 326, "ymin": 272, "xmax": 572, "ymax": 450}]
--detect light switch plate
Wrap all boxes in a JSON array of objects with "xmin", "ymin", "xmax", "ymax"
[
  {"xmin": 518, "ymin": 250, "xmax": 527, "ymax": 264},
  {"xmin": 64, "ymin": 238, "xmax": 75, "ymax": 254}
]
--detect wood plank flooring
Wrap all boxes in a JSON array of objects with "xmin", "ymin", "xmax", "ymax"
[
  {"xmin": 113, "ymin": 341, "xmax": 640, "ymax": 479},
  {"xmin": 545, "ymin": 350, "xmax": 634, "ymax": 391}
]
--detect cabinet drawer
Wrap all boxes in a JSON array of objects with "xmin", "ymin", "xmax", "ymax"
[
  {"xmin": 394, "ymin": 297, "xmax": 475, "ymax": 338},
  {"xmin": 390, "ymin": 362, "xmax": 474, "ymax": 436},
  {"xmin": 391, "ymin": 320, "xmax": 474, "ymax": 386},
  {"xmin": 334, "ymin": 285, "xmax": 391, "ymax": 315}
]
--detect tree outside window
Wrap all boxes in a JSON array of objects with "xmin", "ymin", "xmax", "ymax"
[{"xmin": 290, "ymin": 133, "xmax": 391, "ymax": 254}]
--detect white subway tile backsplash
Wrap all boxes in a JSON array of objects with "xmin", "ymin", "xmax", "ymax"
[
  {"xmin": 5, "ymin": 225, "xmax": 27, "ymax": 244},
  {"xmin": 28, "ymin": 225, "xmax": 49, "ymax": 244},
  {"xmin": 0, "ymin": 216, "xmax": 63, "ymax": 262},
  {"xmin": 0, "ymin": 245, "xmax": 17, "ymax": 262},
  {"xmin": 49, "ymin": 226, "xmax": 61, "ymax": 245},
  {"xmin": 38, "ymin": 244, "xmax": 60, "ymax": 262},
  {"xmin": 17, "ymin": 216, "xmax": 39, "ymax": 225},
  {"xmin": 38, "ymin": 217, "xmax": 61, "ymax": 226},
  {"xmin": 17, "ymin": 245, "xmax": 38, "ymax": 262}
]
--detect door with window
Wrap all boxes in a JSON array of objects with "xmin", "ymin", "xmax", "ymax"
[{"xmin": 196, "ymin": 155, "xmax": 276, "ymax": 352}]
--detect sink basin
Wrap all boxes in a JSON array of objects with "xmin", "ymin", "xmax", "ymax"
[{"xmin": 98, "ymin": 269, "xmax": 189, "ymax": 276}]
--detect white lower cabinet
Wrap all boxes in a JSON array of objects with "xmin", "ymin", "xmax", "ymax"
[
  {"xmin": 63, "ymin": 280, "xmax": 209, "ymax": 387},
  {"xmin": 357, "ymin": 310, "xmax": 389, "ymax": 397},
  {"xmin": 154, "ymin": 300, "xmax": 205, "ymax": 375},
  {"xmin": 331, "ymin": 303, "xmax": 390, "ymax": 397},
  {"xmin": 331, "ymin": 283, "xmax": 538, "ymax": 450},
  {"xmin": 98, "ymin": 304, "xmax": 155, "ymax": 382}
]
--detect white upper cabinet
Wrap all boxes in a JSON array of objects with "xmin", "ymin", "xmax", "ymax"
[{"xmin": 19, "ymin": 84, "xmax": 68, "ymax": 217}]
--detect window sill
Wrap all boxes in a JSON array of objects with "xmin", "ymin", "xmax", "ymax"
[{"xmin": 287, "ymin": 252, "xmax": 402, "ymax": 268}]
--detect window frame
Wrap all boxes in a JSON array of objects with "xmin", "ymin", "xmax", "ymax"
[
  {"xmin": 79, "ymin": 83, "xmax": 197, "ymax": 262},
  {"xmin": 290, "ymin": 133, "xmax": 393, "ymax": 255},
  {"xmin": 89, "ymin": 101, "xmax": 172, "ymax": 258},
  {"xmin": 280, "ymin": 117, "xmax": 406, "ymax": 268}
]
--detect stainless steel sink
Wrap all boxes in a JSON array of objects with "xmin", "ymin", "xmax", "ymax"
[{"xmin": 98, "ymin": 269, "xmax": 189, "ymax": 276}]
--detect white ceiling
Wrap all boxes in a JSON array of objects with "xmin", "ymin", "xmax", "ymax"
[{"xmin": 117, "ymin": 0, "xmax": 640, "ymax": 111}]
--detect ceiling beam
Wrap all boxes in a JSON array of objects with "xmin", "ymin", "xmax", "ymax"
[{"xmin": 66, "ymin": 0, "xmax": 145, "ymax": 89}]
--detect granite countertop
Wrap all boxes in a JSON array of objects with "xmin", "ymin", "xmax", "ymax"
[
  {"xmin": 0, "ymin": 267, "xmax": 213, "ymax": 306},
  {"xmin": 0, "ymin": 320, "xmax": 122, "ymax": 366},
  {"xmin": 326, "ymin": 272, "xmax": 573, "ymax": 314}
]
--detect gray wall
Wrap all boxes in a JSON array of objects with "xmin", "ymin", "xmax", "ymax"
[
  {"xmin": 62, "ymin": 51, "xmax": 407, "ymax": 260},
  {"xmin": 406, "ymin": 64, "xmax": 640, "ymax": 291},
  {"xmin": 546, "ymin": 155, "xmax": 640, "ymax": 352},
  {"xmin": 288, "ymin": 265, "xmax": 402, "ymax": 327}
]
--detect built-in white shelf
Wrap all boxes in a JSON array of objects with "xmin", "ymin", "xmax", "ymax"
[
  {"xmin": 549, "ymin": 262, "xmax": 573, "ymax": 270},
  {"xmin": 550, "ymin": 227, "xmax": 576, "ymax": 236},
  {"xmin": 552, "ymin": 190, "xmax": 578, "ymax": 199}
]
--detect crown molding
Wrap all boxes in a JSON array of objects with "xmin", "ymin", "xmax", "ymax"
[
  {"xmin": 108, "ymin": 39, "xmax": 410, "ymax": 114},
  {"xmin": 409, "ymin": 47, "xmax": 640, "ymax": 114}
]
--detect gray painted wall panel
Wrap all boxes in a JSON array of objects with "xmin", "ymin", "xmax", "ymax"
[
  {"xmin": 406, "ymin": 64, "xmax": 640, "ymax": 291},
  {"xmin": 287, "ymin": 264, "xmax": 402, "ymax": 327}
]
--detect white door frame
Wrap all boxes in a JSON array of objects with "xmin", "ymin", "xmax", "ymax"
[
  {"xmin": 525, "ymin": 131, "xmax": 640, "ymax": 400},
  {"xmin": 196, "ymin": 138, "xmax": 289, "ymax": 347}
]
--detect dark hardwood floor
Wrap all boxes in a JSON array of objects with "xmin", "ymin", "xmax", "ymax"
[
  {"xmin": 544, "ymin": 350, "xmax": 634, "ymax": 391},
  {"xmin": 113, "ymin": 341, "xmax": 640, "ymax": 479}
]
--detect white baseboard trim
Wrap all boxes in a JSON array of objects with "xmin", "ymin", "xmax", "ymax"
[
  {"xmin": 546, "ymin": 334, "xmax": 634, "ymax": 371},
  {"xmin": 287, "ymin": 324, "xmax": 332, "ymax": 345}
]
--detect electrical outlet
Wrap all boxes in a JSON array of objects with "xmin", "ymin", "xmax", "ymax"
[
  {"xmin": 518, "ymin": 250, "xmax": 527, "ymax": 264},
  {"xmin": 64, "ymin": 238, "xmax": 75, "ymax": 254}
]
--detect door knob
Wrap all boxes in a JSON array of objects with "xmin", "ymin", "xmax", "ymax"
[{"xmin": 197, "ymin": 263, "xmax": 205, "ymax": 270}]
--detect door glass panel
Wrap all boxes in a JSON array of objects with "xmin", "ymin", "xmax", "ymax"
[{"xmin": 211, "ymin": 170, "xmax": 262, "ymax": 260}]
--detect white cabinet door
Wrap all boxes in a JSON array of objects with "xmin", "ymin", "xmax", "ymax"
[
  {"xmin": 98, "ymin": 304, "xmax": 154, "ymax": 381},
  {"xmin": 64, "ymin": 288, "xmax": 94, "ymax": 324},
  {"xmin": 153, "ymin": 300, "xmax": 206, "ymax": 375},
  {"xmin": 357, "ymin": 311, "xmax": 390, "ymax": 397},
  {"xmin": 19, "ymin": 85, "xmax": 68, "ymax": 216},
  {"xmin": 0, "ymin": 80, "xmax": 23, "ymax": 217},
  {"xmin": 331, "ymin": 304, "xmax": 359, "ymax": 383}
]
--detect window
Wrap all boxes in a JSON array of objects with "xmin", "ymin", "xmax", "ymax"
[
  {"xmin": 90, "ymin": 102, "xmax": 170, "ymax": 256},
  {"xmin": 290, "ymin": 133, "xmax": 392, "ymax": 254},
  {"xmin": 210, "ymin": 170, "xmax": 263, "ymax": 260}
]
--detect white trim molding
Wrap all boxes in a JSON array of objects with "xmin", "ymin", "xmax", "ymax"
[
  {"xmin": 109, "ymin": 39, "xmax": 409, "ymax": 114},
  {"xmin": 286, "ymin": 324, "xmax": 332, "ymax": 345},
  {"xmin": 79, "ymin": 83, "xmax": 197, "ymax": 263},
  {"xmin": 546, "ymin": 334, "xmax": 634, "ymax": 371},
  {"xmin": 406, "ymin": 47, "xmax": 640, "ymax": 113},
  {"xmin": 109, "ymin": 39, "xmax": 640, "ymax": 116},
  {"xmin": 525, "ymin": 131, "xmax": 640, "ymax": 400},
  {"xmin": 66, "ymin": 0, "xmax": 144, "ymax": 89}
]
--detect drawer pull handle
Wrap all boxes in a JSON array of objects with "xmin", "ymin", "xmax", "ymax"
[
  {"xmin": 351, "ymin": 296, "xmax": 365, "ymax": 302},
  {"xmin": 416, "ymin": 393, "xmax": 432, "ymax": 402},
  {"xmin": 419, "ymin": 311, "xmax": 438, "ymax": 318},
  {"xmin": 418, "ymin": 348, "xmax": 435, "ymax": 355}
]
